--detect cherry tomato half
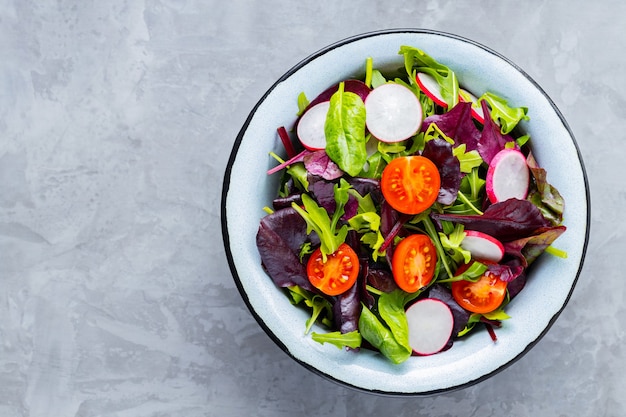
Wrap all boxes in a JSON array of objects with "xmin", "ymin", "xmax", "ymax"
[
  {"xmin": 451, "ymin": 263, "xmax": 507, "ymax": 314},
  {"xmin": 391, "ymin": 234, "xmax": 437, "ymax": 293},
  {"xmin": 306, "ymin": 243, "xmax": 359, "ymax": 296},
  {"xmin": 380, "ymin": 155, "xmax": 441, "ymax": 215}
]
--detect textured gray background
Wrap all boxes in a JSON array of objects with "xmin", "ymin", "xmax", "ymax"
[{"xmin": 0, "ymin": 0, "xmax": 622, "ymax": 416}]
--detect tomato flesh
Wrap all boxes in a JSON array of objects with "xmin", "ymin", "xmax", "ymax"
[
  {"xmin": 451, "ymin": 266, "xmax": 507, "ymax": 314},
  {"xmin": 391, "ymin": 234, "xmax": 437, "ymax": 293},
  {"xmin": 306, "ymin": 243, "xmax": 359, "ymax": 296},
  {"xmin": 381, "ymin": 156, "xmax": 441, "ymax": 215}
]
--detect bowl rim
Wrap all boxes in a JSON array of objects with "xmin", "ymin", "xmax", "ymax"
[{"xmin": 221, "ymin": 28, "xmax": 591, "ymax": 396}]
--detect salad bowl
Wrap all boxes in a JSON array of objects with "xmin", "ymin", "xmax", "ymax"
[{"xmin": 221, "ymin": 29, "xmax": 589, "ymax": 395}]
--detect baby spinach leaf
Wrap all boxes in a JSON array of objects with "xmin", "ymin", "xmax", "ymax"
[
  {"xmin": 378, "ymin": 290, "xmax": 412, "ymax": 353},
  {"xmin": 358, "ymin": 304, "xmax": 412, "ymax": 364},
  {"xmin": 324, "ymin": 82, "xmax": 367, "ymax": 177}
]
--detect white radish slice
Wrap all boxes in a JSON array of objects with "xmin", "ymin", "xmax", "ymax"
[
  {"xmin": 405, "ymin": 298, "xmax": 454, "ymax": 356},
  {"xmin": 486, "ymin": 148, "xmax": 530, "ymax": 203},
  {"xmin": 296, "ymin": 101, "xmax": 330, "ymax": 150},
  {"xmin": 458, "ymin": 88, "xmax": 485, "ymax": 124},
  {"xmin": 415, "ymin": 72, "xmax": 448, "ymax": 108},
  {"xmin": 364, "ymin": 83, "xmax": 422, "ymax": 143},
  {"xmin": 460, "ymin": 230, "xmax": 505, "ymax": 263}
]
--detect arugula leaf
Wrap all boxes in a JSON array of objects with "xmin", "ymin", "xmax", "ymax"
[
  {"xmin": 399, "ymin": 45, "xmax": 459, "ymax": 108},
  {"xmin": 285, "ymin": 286, "xmax": 333, "ymax": 334},
  {"xmin": 480, "ymin": 92, "xmax": 529, "ymax": 135},
  {"xmin": 291, "ymin": 193, "xmax": 348, "ymax": 260},
  {"xmin": 304, "ymin": 294, "xmax": 333, "ymax": 334},
  {"xmin": 286, "ymin": 162, "xmax": 309, "ymax": 192},
  {"xmin": 291, "ymin": 179, "xmax": 352, "ymax": 260},
  {"xmin": 297, "ymin": 92, "xmax": 309, "ymax": 116},
  {"xmin": 453, "ymin": 144, "xmax": 483, "ymax": 173},
  {"xmin": 439, "ymin": 223, "xmax": 472, "ymax": 264},
  {"xmin": 324, "ymin": 82, "xmax": 367, "ymax": 177},
  {"xmin": 311, "ymin": 330, "xmax": 362, "ymax": 350},
  {"xmin": 347, "ymin": 191, "xmax": 385, "ymax": 260},
  {"xmin": 483, "ymin": 308, "xmax": 511, "ymax": 322},
  {"xmin": 371, "ymin": 70, "xmax": 387, "ymax": 88}
]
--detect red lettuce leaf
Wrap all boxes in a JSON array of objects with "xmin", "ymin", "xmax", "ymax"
[
  {"xmin": 422, "ymin": 138, "xmax": 461, "ymax": 206},
  {"xmin": 476, "ymin": 100, "xmax": 517, "ymax": 164},
  {"xmin": 333, "ymin": 281, "xmax": 361, "ymax": 334},
  {"xmin": 486, "ymin": 261, "xmax": 525, "ymax": 283},
  {"xmin": 256, "ymin": 208, "xmax": 316, "ymax": 292},
  {"xmin": 504, "ymin": 225, "xmax": 567, "ymax": 267},
  {"xmin": 431, "ymin": 198, "xmax": 552, "ymax": 242},
  {"xmin": 421, "ymin": 102, "xmax": 481, "ymax": 151},
  {"xmin": 306, "ymin": 79, "xmax": 371, "ymax": 109},
  {"xmin": 526, "ymin": 151, "xmax": 565, "ymax": 224},
  {"xmin": 304, "ymin": 150, "xmax": 343, "ymax": 180}
]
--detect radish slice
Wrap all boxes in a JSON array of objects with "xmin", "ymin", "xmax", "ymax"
[
  {"xmin": 364, "ymin": 83, "xmax": 422, "ymax": 143},
  {"xmin": 415, "ymin": 72, "xmax": 448, "ymax": 108},
  {"xmin": 458, "ymin": 88, "xmax": 485, "ymax": 124},
  {"xmin": 296, "ymin": 101, "xmax": 330, "ymax": 150},
  {"xmin": 486, "ymin": 148, "xmax": 530, "ymax": 203},
  {"xmin": 461, "ymin": 230, "xmax": 505, "ymax": 263},
  {"xmin": 405, "ymin": 298, "xmax": 454, "ymax": 356}
]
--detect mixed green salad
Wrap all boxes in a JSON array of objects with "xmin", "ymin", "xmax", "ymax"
[{"xmin": 256, "ymin": 45, "xmax": 566, "ymax": 364}]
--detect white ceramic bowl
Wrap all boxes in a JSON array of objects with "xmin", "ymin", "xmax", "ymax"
[{"xmin": 221, "ymin": 29, "xmax": 590, "ymax": 395}]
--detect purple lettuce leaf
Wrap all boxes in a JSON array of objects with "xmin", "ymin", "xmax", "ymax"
[
  {"xmin": 486, "ymin": 261, "xmax": 525, "ymax": 283},
  {"xmin": 421, "ymin": 102, "xmax": 481, "ymax": 151},
  {"xmin": 476, "ymin": 100, "xmax": 517, "ymax": 164},
  {"xmin": 506, "ymin": 269, "xmax": 527, "ymax": 300},
  {"xmin": 526, "ymin": 151, "xmax": 565, "ymax": 224},
  {"xmin": 503, "ymin": 225, "xmax": 567, "ymax": 267},
  {"xmin": 333, "ymin": 281, "xmax": 361, "ymax": 334},
  {"xmin": 366, "ymin": 265, "xmax": 398, "ymax": 293},
  {"xmin": 256, "ymin": 207, "xmax": 316, "ymax": 292},
  {"xmin": 348, "ymin": 177, "xmax": 383, "ymax": 206},
  {"xmin": 308, "ymin": 177, "xmax": 359, "ymax": 220},
  {"xmin": 272, "ymin": 193, "xmax": 302, "ymax": 210},
  {"xmin": 431, "ymin": 198, "xmax": 552, "ymax": 242},
  {"xmin": 306, "ymin": 79, "xmax": 371, "ymax": 109},
  {"xmin": 304, "ymin": 150, "xmax": 343, "ymax": 180},
  {"xmin": 422, "ymin": 138, "xmax": 461, "ymax": 206}
]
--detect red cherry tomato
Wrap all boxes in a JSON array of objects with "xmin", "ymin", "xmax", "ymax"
[
  {"xmin": 306, "ymin": 243, "xmax": 359, "ymax": 296},
  {"xmin": 391, "ymin": 234, "xmax": 437, "ymax": 293},
  {"xmin": 380, "ymin": 156, "xmax": 441, "ymax": 215},
  {"xmin": 451, "ymin": 263, "xmax": 507, "ymax": 314}
]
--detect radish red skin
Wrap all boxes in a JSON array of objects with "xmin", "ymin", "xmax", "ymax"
[
  {"xmin": 296, "ymin": 101, "xmax": 330, "ymax": 151},
  {"xmin": 415, "ymin": 72, "xmax": 448, "ymax": 108},
  {"xmin": 461, "ymin": 230, "xmax": 505, "ymax": 262},
  {"xmin": 458, "ymin": 88, "xmax": 485, "ymax": 124},
  {"xmin": 486, "ymin": 148, "xmax": 530, "ymax": 203},
  {"xmin": 405, "ymin": 298, "xmax": 454, "ymax": 356}
]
